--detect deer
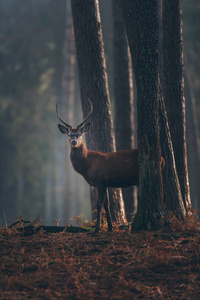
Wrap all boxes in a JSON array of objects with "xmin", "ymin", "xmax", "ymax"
[{"xmin": 56, "ymin": 99, "xmax": 164, "ymax": 233}]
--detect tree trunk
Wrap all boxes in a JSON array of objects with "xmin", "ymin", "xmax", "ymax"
[
  {"xmin": 61, "ymin": 0, "xmax": 76, "ymax": 221},
  {"xmin": 122, "ymin": 0, "xmax": 164, "ymax": 230},
  {"xmin": 45, "ymin": 164, "xmax": 53, "ymax": 225},
  {"xmin": 159, "ymin": 85, "xmax": 186, "ymax": 217},
  {"xmin": 112, "ymin": 0, "xmax": 136, "ymax": 221},
  {"xmin": 184, "ymin": 59, "xmax": 200, "ymax": 215},
  {"xmin": 71, "ymin": 0, "xmax": 126, "ymax": 224},
  {"xmin": 163, "ymin": 0, "xmax": 191, "ymax": 210},
  {"xmin": 54, "ymin": 0, "xmax": 66, "ymax": 224},
  {"xmin": 158, "ymin": 0, "xmax": 164, "ymax": 87},
  {"xmin": 158, "ymin": 0, "xmax": 186, "ymax": 217}
]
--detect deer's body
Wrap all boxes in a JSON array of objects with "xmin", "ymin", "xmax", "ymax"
[
  {"xmin": 70, "ymin": 142, "xmax": 138, "ymax": 188},
  {"xmin": 56, "ymin": 99, "xmax": 164, "ymax": 233}
]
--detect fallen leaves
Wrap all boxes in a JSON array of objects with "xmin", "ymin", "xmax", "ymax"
[{"xmin": 0, "ymin": 220, "xmax": 200, "ymax": 299}]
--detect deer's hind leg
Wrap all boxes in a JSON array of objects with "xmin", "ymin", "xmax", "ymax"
[
  {"xmin": 95, "ymin": 187, "xmax": 113, "ymax": 233},
  {"xmin": 95, "ymin": 187, "xmax": 107, "ymax": 233},
  {"xmin": 95, "ymin": 187, "xmax": 105, "ymax": 233},
  {"xmin": 104, "ymin": 189, "xmax": 113, "ymax": 231}
]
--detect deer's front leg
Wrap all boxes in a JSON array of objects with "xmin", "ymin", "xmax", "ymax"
[
  {"xmin": 104, "ymin": 189, "xmax": 113, "ymax": 231},
  {"xmin": 95, "ymin": 187, "xmax": 106, "ymax": 233}
]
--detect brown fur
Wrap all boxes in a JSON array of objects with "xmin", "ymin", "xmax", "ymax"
[
  {"xmin": 70, "ymin": 142, "xmax": 138, "ymax": 188},
  {"xmin": 70, "ymin": 141, "xmax": 164, "ymax": 189}
]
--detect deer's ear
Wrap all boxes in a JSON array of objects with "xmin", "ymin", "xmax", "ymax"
[
  {"xmin": 58, "ymin": 124, "xmax": 70, "ymax": 134},
  {"xmin": 81, "ymin": 122, "xmax": 91, "ymax": 134}
]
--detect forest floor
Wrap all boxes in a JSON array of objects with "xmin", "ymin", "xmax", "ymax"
[{"xmin": 0, "ymin": 215, "xmax": 200, "ymax": 299}]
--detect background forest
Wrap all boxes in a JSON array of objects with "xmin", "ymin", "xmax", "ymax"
[{"xmin": 0, "ymin": 0, "xmax": 199, "ymax": 227}]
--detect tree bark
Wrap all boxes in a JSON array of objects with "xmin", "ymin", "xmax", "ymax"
[
  {"xmin": 157, "ymin": 0, "xmax": 186, "ymax": 217},
  {"xmin": 159, "ymin": 85, "xmax": 186, "ymax": 217},
  {"xmin": 71, "ymin": 0, "xmax": 126, "ymax": 224},
  {"xmin": 163, "ymin": 0, "xmax": 191, "ymax": 210},
  {"xmin": 122, "ymin": 0, "xmax": 164, "ymax": 230},
  {"xmin": 184, "ymin": 60, "xmax": 200, "ymax": 214},
  {"xmin": 112, "ymin": 0, "xmax": 136, "ymax": 220},
  {"xmin": 158, "ymin": 0, "xmax": 164, "ymax": 87}
]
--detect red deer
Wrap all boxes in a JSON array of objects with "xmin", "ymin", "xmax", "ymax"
[{"xmin": 56, "ymin": 99, "xmax": 164, "ymax": 233}]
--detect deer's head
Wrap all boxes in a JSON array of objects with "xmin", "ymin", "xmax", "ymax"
[{"xmin": 56, "ymin": 99, "xmax": 93, "ymax": 148}]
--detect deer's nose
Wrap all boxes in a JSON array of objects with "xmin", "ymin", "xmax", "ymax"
[{"xmin": 71, "ymin": 140, "xmax": 77, "ymax": 146}]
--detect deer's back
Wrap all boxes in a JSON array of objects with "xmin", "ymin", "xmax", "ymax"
[{"xmin": 84, "ymin": 148, "xmax": 139, "ymax": 188}]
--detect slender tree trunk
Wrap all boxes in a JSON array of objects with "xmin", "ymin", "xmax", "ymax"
[
  {"xmin": 17, "ymin": 168, "xmax": 25, "ymax": 215},
  {"xmin": 158, "ymin": 0, "xmax": 164, "ymax": 87},
  {"xmin": 184, "ymin": 58, "xmax": 200, "ymax": 214},
  {"xmin": 54, "ymin": 1, "xmax": 66, "ymax": 224},
  {"xmin": 61, "ymin": 0, "xmax": 76, "ymax": 222},
  {"xmin": 112, "ymin": 0, "xmax": 136, "ymax": 220},
  {"xmin": 159, "ymin": 86, "xmax": 186, "ymax": 217},
  {"xmin": 71, "ymin": 0, "xmax": 126, "ymax": 224},
  {"xmin": 163, "ymin": 0, "xmax": 191, "ymax": 210},
  {"xmin": 122, "ymin": 0, "xmax": 164, "ymax": 230},
  {"xmin": 158, "ymin": 0, "xmax": 186, "ymax": 217},
  {"xmin": 45, "ymin": 164, "xmax": 53, "ymax": 225}
]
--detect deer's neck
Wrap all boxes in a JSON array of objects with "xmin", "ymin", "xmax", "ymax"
[{"xmin": 70, "ymin": 142, "xmax": 88, "ymax": 175}]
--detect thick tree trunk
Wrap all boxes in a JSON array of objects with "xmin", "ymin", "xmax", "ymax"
[
  {"xmin": 112, "ymin": 0, "xmax": 136, "ymax": 221},
  {"xmin": 122, "ymin": 0, "xmax": 164, "ymax": 230},
  {"xmin": 71, "ymin": 0, "xmax": 126, "ymax": 224},
  {"xmin": 163, "ymin": 0, "xmax": 191, "ymax": 210}
]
